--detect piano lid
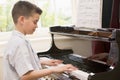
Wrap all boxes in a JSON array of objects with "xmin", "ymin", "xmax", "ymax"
[{"xmin": 50, "ymin": 26, "xmax": 115, "ymax": 42}]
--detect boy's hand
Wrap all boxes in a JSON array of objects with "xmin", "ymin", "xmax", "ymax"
[
  {"xmin": 40, "ymin": 59, "xmax": 63, "ymax": 66},
  {"xmin": 49, "ymin": 64, "xmax": 78, "ymax": 73}
]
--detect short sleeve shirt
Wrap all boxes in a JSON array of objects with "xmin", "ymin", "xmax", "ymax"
[{"xmin": 3, "ymin": 30, "xmax": 43, "ymax": 80}]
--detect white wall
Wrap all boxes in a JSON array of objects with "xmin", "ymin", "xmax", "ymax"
[{"xmin": 29, "ymin": 35, "xmax": 92, "ymax": 57}]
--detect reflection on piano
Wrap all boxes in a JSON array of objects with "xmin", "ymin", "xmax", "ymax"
[{"xmin": 37, "ymin": 26, "xmax": 120, "ymax": 80}]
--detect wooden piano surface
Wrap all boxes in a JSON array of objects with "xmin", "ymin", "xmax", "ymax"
[{"xmin": 50, "ymin": 26, "xmax": 114, "ymax": 42}]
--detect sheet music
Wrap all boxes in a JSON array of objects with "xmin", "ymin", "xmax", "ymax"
[{"xmin": 76, "ymin": 0, "xmax": 103, "ymax": 28}]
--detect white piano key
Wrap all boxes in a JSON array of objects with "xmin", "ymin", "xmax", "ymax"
[{"xmin": 70, "ymin": 70, "xmax": 89, "ymax": 80}]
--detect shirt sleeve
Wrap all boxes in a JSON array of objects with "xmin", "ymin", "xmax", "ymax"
[{"xmin": 9, "ymin": 42, "xmax": 34, "ymax": 77}]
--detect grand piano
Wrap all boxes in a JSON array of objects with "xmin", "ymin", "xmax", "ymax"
[{"xmin": 37, "ymin": 26, "xmax": 120, "ymax": 80}]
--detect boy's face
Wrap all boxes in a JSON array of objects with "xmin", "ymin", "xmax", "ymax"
[{"xmin": 22, "ymin": 13, "xmax": 40, "ymax": 35}]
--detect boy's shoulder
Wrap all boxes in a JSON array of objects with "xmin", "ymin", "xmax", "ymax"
[{"xmin": 8, "ymin": 34, "xmax": 27, "ymax": 47}]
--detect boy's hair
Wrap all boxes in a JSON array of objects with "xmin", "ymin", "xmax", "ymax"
[{"xmin": 12, "ymin": 1, "xmax": 42, "ymax": 24}]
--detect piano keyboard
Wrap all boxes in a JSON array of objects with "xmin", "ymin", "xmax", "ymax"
[
  {"xmin": 70, "ymin": 70, "xmax": 89, "ymax": 80},
  {"xmin": 40, "ymin": 57, "xmax": 89, "ymax": 80},
  {"xmin": 40, "ymin": 53, "xmax": 110, "ymax": 80}
]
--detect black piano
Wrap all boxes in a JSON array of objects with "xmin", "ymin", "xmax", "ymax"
[{"xmin": 37, "ymin": 26, "xmax": 120, "ymax": 80}]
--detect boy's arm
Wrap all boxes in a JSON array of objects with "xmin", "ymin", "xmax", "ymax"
[
  {"xmin": 21, "ymin": 64, "xmax": 77, "ymax": 80},
  {"xmin": 21, "ymin": 68, "xmax": 53, "ymax": 80}
]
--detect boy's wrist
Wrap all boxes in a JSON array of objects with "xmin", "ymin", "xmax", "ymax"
[{"xmin": 48, "ymin": 68, "xmax": 55, "ymax": 74}]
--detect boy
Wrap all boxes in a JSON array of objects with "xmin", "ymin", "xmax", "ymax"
[{"xmin": 3, "ymin": 1, "xmax": 77, "ymax": 80}]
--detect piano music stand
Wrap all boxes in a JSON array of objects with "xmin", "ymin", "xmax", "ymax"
[{"xmin": 88, "ymin": 29, "xmax": 120, "ymax": 80}]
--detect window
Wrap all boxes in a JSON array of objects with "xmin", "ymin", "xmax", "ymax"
[
  {"xmin": 0, "ymin": 0, "xmax": 73, "ymax": 32},
  {"xmin": 0, "ymin": 0, "xmax": 13, "ymax": 32}
]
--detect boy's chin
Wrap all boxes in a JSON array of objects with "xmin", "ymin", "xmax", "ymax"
[{"xmin": 27, "ymin": 32, "xmax": 34, "ymax": 35}]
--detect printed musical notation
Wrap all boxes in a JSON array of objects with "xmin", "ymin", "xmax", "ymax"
[{"xmin": 76, "ymin": 0, "xmax": 103, "ymax": 28}]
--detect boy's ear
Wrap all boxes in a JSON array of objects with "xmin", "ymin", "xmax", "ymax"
[{"xmin": 18, "ymin": 16, "xmax": 25, "ymax": 24}]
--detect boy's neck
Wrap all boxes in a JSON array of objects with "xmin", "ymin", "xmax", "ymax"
[{"xmin": 15, "ymin": 25, "xmax": 26, "ymax": 35}]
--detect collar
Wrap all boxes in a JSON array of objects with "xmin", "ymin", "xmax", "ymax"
[{"xmin": 12, "ymin": 30, "xmax": 28, "ymax": 41}]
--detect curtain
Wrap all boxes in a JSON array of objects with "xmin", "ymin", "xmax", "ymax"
[{"xmin": 110, "ymin": 0, "xmax": 120, "ymax": 28}]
